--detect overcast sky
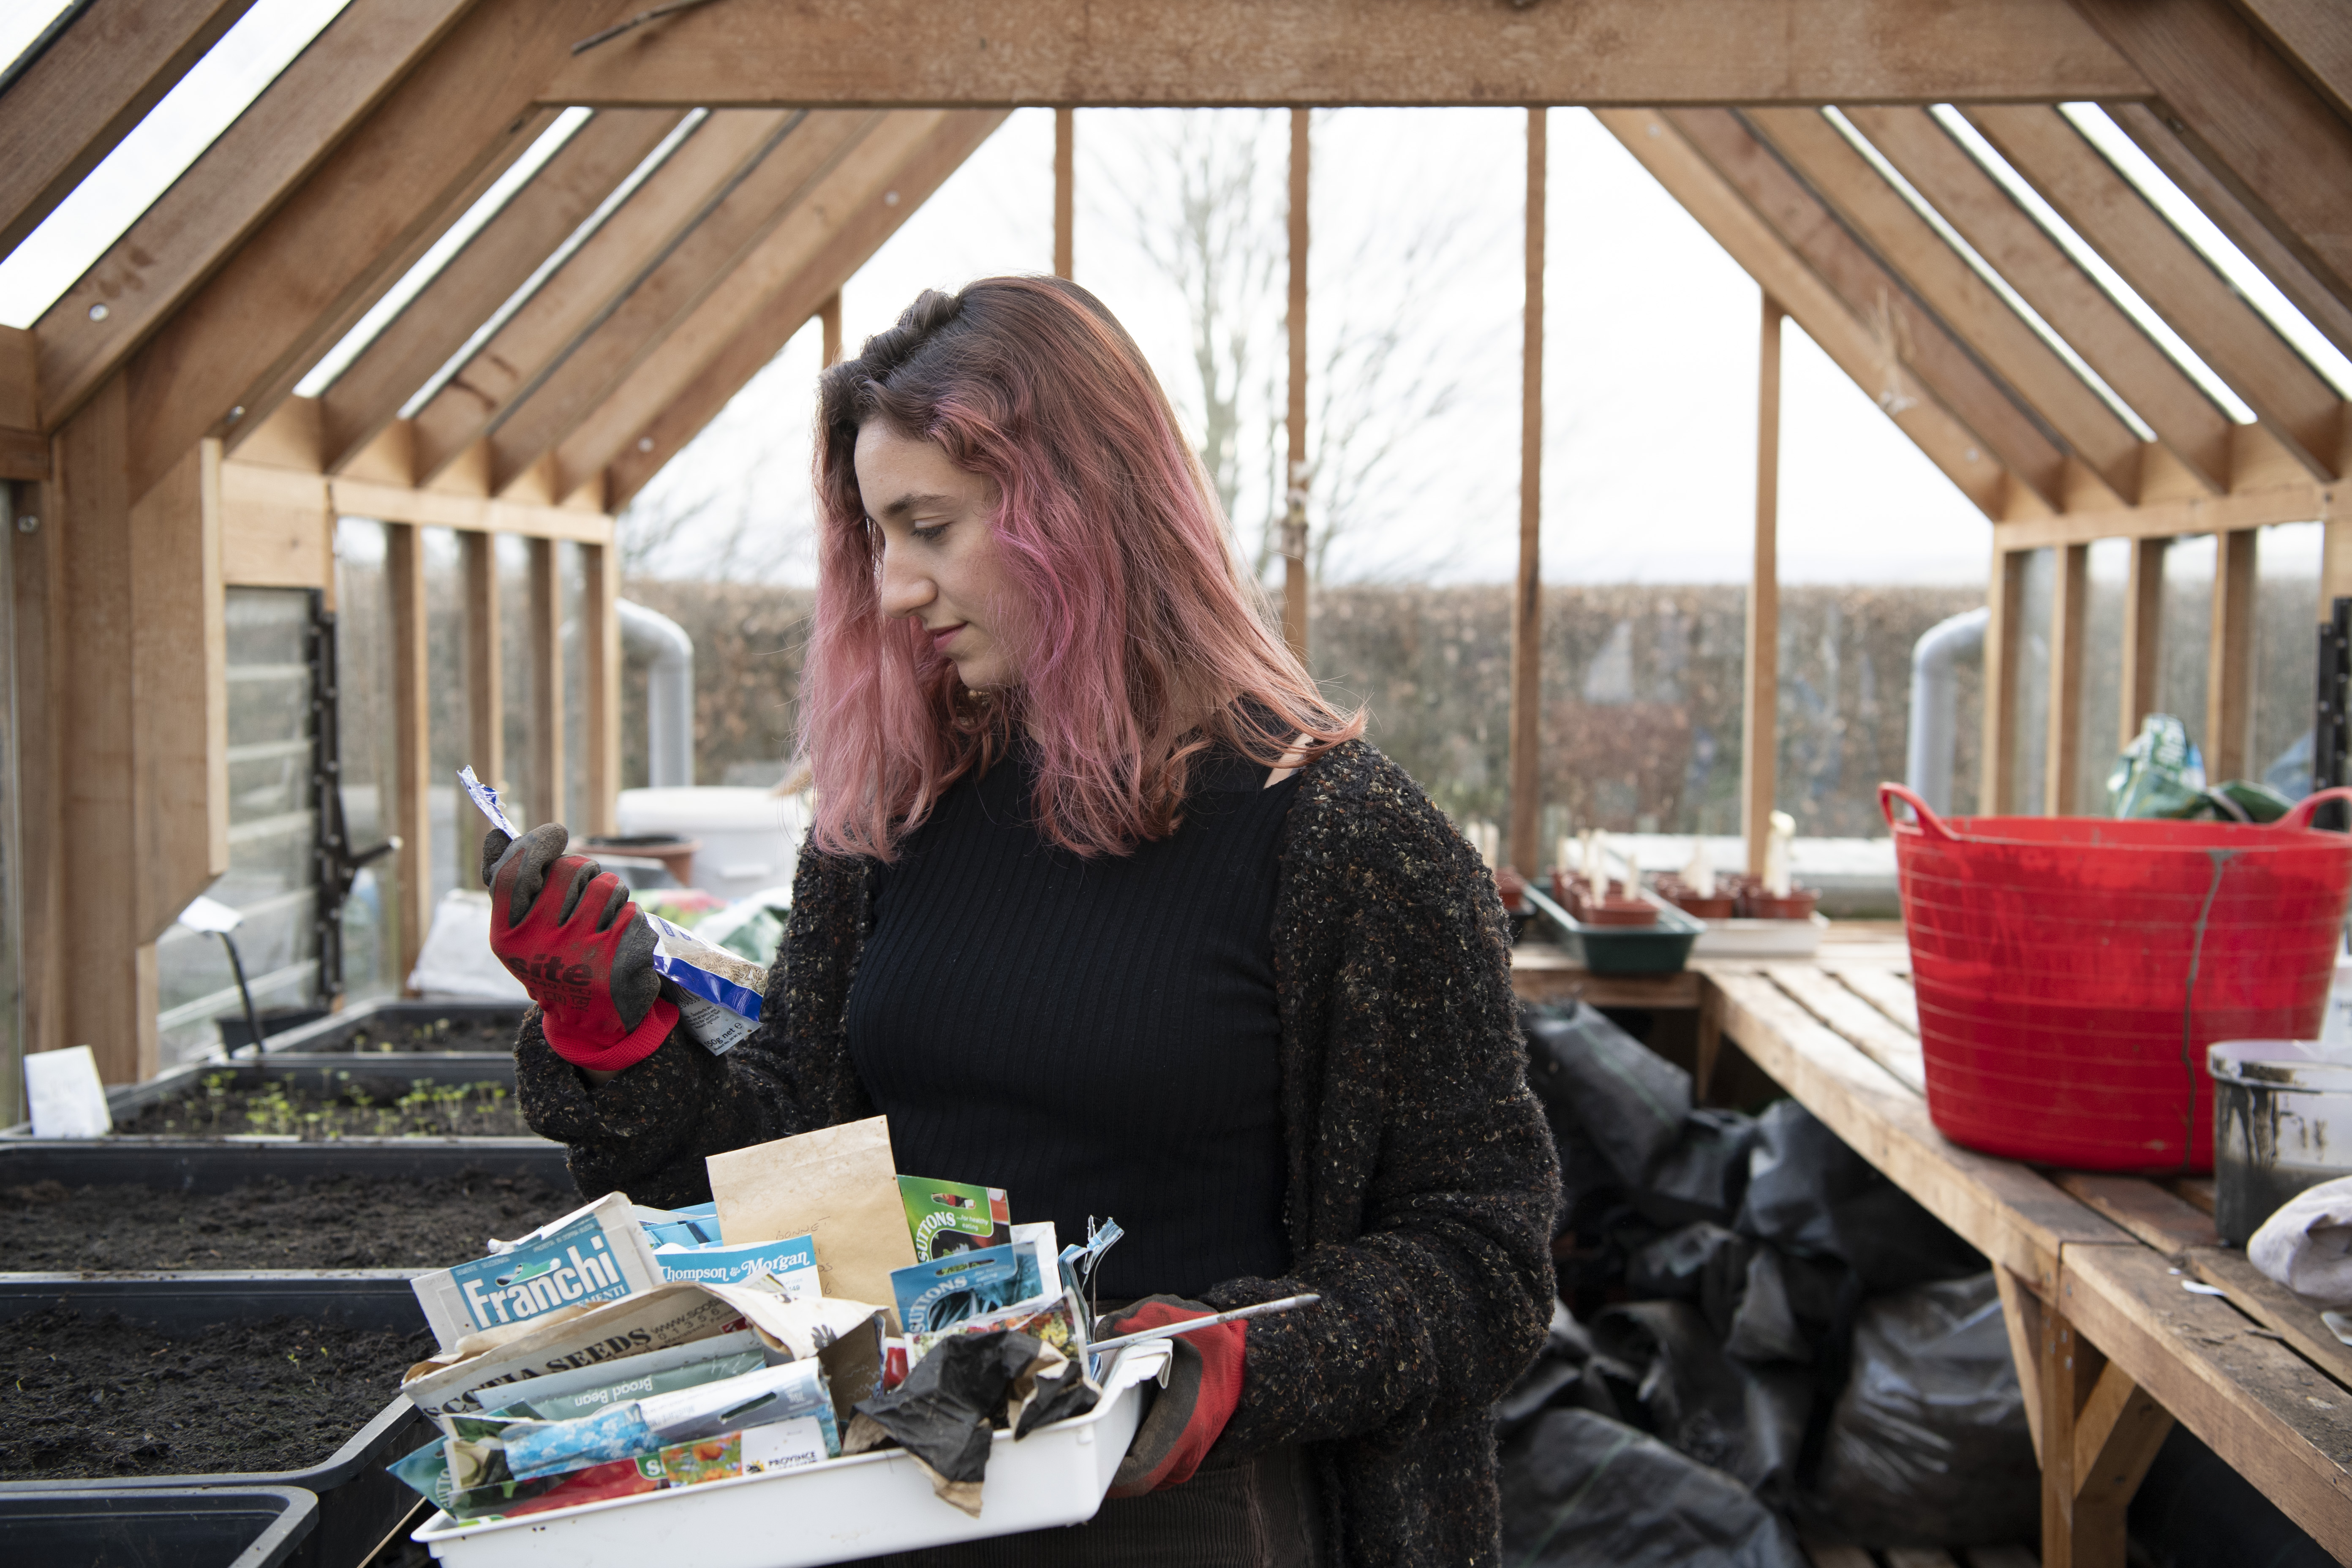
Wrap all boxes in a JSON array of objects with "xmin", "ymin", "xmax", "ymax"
[
  {"xmin": 629, "ymin": 106, "xmax": 1995, "ymax": 587},
  {"xmin": 3, "ymin": 1, "xmax": 2000, "ymax": 588}
]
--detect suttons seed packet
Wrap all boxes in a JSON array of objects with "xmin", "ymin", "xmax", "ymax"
[
  {"xmin": 890, "ymin": 1244, "xmax": 1025, "ymax": 1335},
  {"xmin": 898, "ymin": 1176, "xmax": 1012, "ymax": 1261}
]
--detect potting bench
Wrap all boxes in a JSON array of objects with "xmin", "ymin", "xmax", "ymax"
[{"xmin": 1696, "ymin": 957, "xmax": 2352, "ymax": 1567}]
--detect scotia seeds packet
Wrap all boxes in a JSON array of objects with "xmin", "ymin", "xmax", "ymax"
[
  {"xmin": 410, "ymin": 1191, "xmax": 668, "ymax": 1353},
  {"xmin": 897, "ymin": 1175, "xmax": 1012, "ymax": 1261}
]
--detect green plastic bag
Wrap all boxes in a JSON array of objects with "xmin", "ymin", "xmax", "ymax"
[
  {"xmin": 2107, "ymin": 715, "xmax": 2295, "ymax": 822},
  {"xmin": 2108, "ymin": 714, "xmax": 2206, "ymax": 819}
]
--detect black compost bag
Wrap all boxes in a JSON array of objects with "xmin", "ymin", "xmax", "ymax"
[
  {"xmin": 1627, "ymin": 1222, "xmax": 1754, "ymax": 1339},
  {"xmin": 1635, "ymin": 1108, "xmax": 1759, "ymax": 1228},
  {"xmin": 2130, "ymin": 1424, "xmax": 2336, "ymax": 1568},
  {"xmin": 1524, "ymin": 1002, "xmax": 1692, "ymax": 1188},
  {"xmin": 1801, "ymin": 1273, "xmax": 2039, "ymax": 1547},
  {"xmin": 1500, "ymin": 1407, "xmax": 1809, "ymax": 1568},
  {"xmin": 1735, "ymin": 1101, "xmax": 1980, "ymax": 1290},
  {"xmin": 1590, "ymin": 1301, "xmax": 1808, "ymax": 1495},
  {"xmin": 1721, "ymin": 1245, "xmax": 1844, "ymax": 1366}
]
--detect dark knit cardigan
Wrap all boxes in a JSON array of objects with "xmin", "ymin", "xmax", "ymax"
[{"xmin": 512, "ymin": 739, "xmax": 1562, "ymax": 1565}]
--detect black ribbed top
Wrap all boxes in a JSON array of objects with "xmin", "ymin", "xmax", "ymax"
[{"xmin": 845, "ymin": 741, "xmax": 1299, "ymax": 1301}]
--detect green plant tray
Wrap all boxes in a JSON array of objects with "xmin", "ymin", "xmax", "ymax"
[{"xmin": 1518, "ymin": 885, "xmax": 1701, "ymax": 975}]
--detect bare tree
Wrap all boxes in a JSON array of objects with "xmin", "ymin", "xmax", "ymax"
[{"xmin": 1101, "ymin": 110, "xmax": 1507, "ymax": 591}]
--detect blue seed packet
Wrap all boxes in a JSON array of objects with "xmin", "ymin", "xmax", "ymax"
[{"xmin": 890, "ymin": 1244, "xmax": 1025, "ymax": 1335}]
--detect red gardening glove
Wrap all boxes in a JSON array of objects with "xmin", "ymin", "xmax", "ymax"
[
  {"xmin": 1102, "ymin": 1296, "xmax": 1247, "ymax": 1496},
  {"xmin": 482, "ymin": 823, "xmax": 676, "ymax": 1074}
]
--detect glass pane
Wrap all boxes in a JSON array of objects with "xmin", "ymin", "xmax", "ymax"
[
  {"xmin": 2009, "ymin": 549, "xmax": 2054, "ymax": 815},
  {"xmin": 2158, "ymin": 535, "xmax": 2217, "ymax": 764},
  {"xmin": 2254, "ymin": 522, "xmax": 2324, "ymax": 796},
  {"xmin": 334, "ymin": 519, "xmax": 400, "ymax": 1003},
  {"xmin": 498, "ymin": 534, "xmax": 536, "ymax": 821},
  {"xmin": 562, "ymin": 540, "xmax": 588, "ymax": 827},
  {"xmin": 2075, "ymin": 541, "xmax": 2131, "ymax": 814}
]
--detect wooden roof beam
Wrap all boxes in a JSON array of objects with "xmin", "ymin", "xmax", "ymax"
[
  {"xmin": 2101, "ymin": 101, "xmax": 2352, "ymax": 367},
  {"xmin": 1594, "ymin": 109, "xmax": 2008, "ymax": 519},
  {"xmin": 1964, "ymin": 103, "xmax": 2346, "ymax": 484},
  {"xmin": 114, "ymin": 0, "xmax": 640, "ymax": 501},
  {"xmin": 588, "ymin": 110, "xmax": 1009, "ymax": 509},
  {"xmin": 401, "ymin": 108, "xmax": 798, "ymax": 484},
  {"xmin": 1843, "ymin": 104, "xmax": 2235, "ymax": 496},
  {"xmin": 34, "ymin": 0, "xmax": 482, "ymax": 434},
  {"xmin": 0, "ymin": 0, "xmax": 258, "ymax": 260},
  {"xmin": 537, "ymin": 0, "xmax": 2150, "ymax": 108},
  {"xmin": 1746, "ymin": 106, "xmax": 2145, "ymax": 506},
  {"xmin": 2222, "ymin": 0, "xmax": 2352, "ymax": 125},
  {"xmin": 315, "ymin": 107, "xmax": 688, "ymax": 474},
  {"xmin": 2069, "ymin": 0, "xmax": 2352, "ymax": 311},
  {"xmin": 481, "ymin": 111, "xmax": 888, "ymax": 495},
  {"xmin": 1669, "ymin": 107, "xmax": 2072, "ymax": 510}
]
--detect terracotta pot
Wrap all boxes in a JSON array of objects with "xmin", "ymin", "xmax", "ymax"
[
  {"xmin": 1493, "ymin": 865, "xmax": 1527, "ymax": 912},
  {"xmin": 1671, "ymin": 894, "xmax": 1738, "ymax": 920},
  {"xmin": 1742, "ymin": 888, "xmax": 1820, "ymax": 921},
  {"xmin": 1581, "ymin": 899, "xmax": 1660, "ymax": 927}
]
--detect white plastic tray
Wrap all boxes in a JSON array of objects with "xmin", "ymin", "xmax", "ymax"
[
  {"xmin": 1688, "ymin": 912, "xmax": 1829, "ymax": 959},
  {"xmin": 413, "ymin": 1343, "xmax": 1170, "ymax": 1568}
]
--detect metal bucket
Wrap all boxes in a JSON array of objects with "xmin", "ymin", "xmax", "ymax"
[{"xmin": 2209, "ymin": 1040, "xmax": 2352, "ymax": 1244}]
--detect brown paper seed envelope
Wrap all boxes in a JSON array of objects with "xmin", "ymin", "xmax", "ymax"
[{"xmin": 706, "ymin": 1115, "xmax": 916, "ymax": 1325}]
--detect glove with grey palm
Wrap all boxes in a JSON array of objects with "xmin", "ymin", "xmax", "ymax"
[{"xmin": 480, "ymin": 822, "xmax": 677, "ymax": 1074}]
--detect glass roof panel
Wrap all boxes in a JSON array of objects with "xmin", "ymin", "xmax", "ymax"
[
  {"xmin": 2061, "ymin": 102, "xmax": 2352, "ymax": 400},
  {"xmin": 0, "ymin": 0, "xmax": 353, "ymax": 329},
  {"xmin": 295, "ymin": 106, "xmax": 593, "ymax": 397},
  {"xmin": 1931, "ymin": 104, "xmax": 2256, "ymax": 424}
]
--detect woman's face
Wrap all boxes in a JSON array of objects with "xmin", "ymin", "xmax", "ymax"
[{"xmin": 857, "ymin": 420, "xmax": 1024, "ymax": 691}]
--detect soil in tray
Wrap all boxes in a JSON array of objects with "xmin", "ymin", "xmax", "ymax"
[
  {"xmin": 118, "ymin": 1070, "xmax": 530, "ymax": 1139},
  {"xmin": 336, "ymin": 1012, "xmax": 521, "ymax": 1052},
  {"xmin": 1, "ymin": 1171, "xmax": 575, "ymax": 1270},
  {"xmin": 0, "ymin": 1304, "xmax": 431, "ymax": 1479}
]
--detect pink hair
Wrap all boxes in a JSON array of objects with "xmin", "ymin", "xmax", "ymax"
[{"xmin": 800, "ymin": 277, "xmax": 1361, "ymax": 860}]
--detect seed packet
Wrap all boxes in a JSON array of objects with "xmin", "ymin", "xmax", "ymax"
[
  {"xmin": 891, "ymin": 1245, "xmax": 1026, "ymax": 1335},
  {"xmin": 651, "ymin": 1232, "xmax": 822, "ymax": 1296},
  {"xmin": 411, "ymin": 1190, "xmax": 667, "ymax": 1350},
  {"xmin": 490, "ymin": 1346, "xmax": 766, "ymax": 1423},
  {"xmin": 898, "ymin": 1176, "xmax": 1011, "ymax": 1260},
  {"xmin": 907, "ymin": 1284, "xmax": 1089, "ymax": 1370}
]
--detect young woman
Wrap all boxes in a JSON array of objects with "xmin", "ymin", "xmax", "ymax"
[{"xmin": 484, "ymin": 278, "xmax": 1559, "ymax": 1567}]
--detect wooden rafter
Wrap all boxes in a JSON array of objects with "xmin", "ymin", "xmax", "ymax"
[
  {"xmin": 1675, "ymin": 107, "xmax": 2072, "ymax": 509},
  {"xmin": 318, "ymin": 107, "xmax": 689, "ymax": 474},
  {"xmin": 2102, "ymin": 102, "xmax": 2352, "ymax": 367},
  {"xmin": 0, "ymin": 0, "xmax": 257, "ymax": 260},
  {"xmin": 485, "ymin": 112, "xmax": 887, "ymax": 495},
  {"xmin": 402, "ymin": 108, "xmax": 797, "ymax": 484},
  {"xmin": 1964, "ymin": 103, "xmax": 2345, "ymax": 484},
  {"xmin": 1844, "ymin": 104, "xmax": 2235, "ymax": 495},
  {"xmin": 591, "ymin": 112, "xmax": 1008, "ymax": 507},
  {"xmin": 535, "ymin": 0, "xmax": 2151, "ymax": 108},
  {"xmin": 2223, "ymin": 0, "xmax": 2352, "ymax": 126},
  {"xmin": 1594, "ymin": 109, "xmax": 2008, "ymax": 518},
  {"xmin": 115, "ymin": 0, "xmax": 641, "ymax": 499},
  {"xmin": 1746, "ymin": 106, "xmax": 2143, "ymax": 505},
  {"xmin": 2069, "ymin": 0, "xmax": 2352, "ymax": 310},
  {"xmin": 35, "ymin": 0, "xmax": 480, "ymax": 434}
]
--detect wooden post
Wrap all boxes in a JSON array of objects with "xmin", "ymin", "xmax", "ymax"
[
  {"xmin": 527, "ymin": 536, "xmax": 564, "ymax": 830},
  {"xmin": 1744, "ymin": 296, "xmax": 1783, "ymax": 878},
  {"xmin": 16, "ymin": 463, "xmax": 65, "ymax": 1067},
  {"xmin": 583, "ymin": 541, "xmax": 620, "ymax": 837},
  {"xmin": 386, "ymin": 522, "xmax": 431, "ymax": 996},
  {"xmin": 1053, "ymin": 107, "xmax": 1074, "ymax": 280},
  {"xmin": 460, "ymin": 530, "xmax": 502, "ymax": 873},
  {"xmin": 819, "ymin": 291, "xmax": 842, "ymax": 368},
  {"xmin": 1508, "ymin": 107, "xmax": 1546, "ymax": 877},
  {"xmin": 2120, "ymin": 536, "xmax": 2169, "ymax": 750},
  {"xmin": 2208, "ymin": 528, "xmax": 2257, "ymax": 781},
  {"xmin": 2038, "ymin": 1296, "xmax": 2174, "ymax": 1568},
  {"xmin": 1984, "ymin": 548, "xmax": 2029, "ymax": 814},
  {"xmin": 2047, "ymin": 542, "xmax": 2089, "ymax": 816},
  {"xmin": 1282, "ymin": 107, "xmax": 1309, "ymax": 664}
]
